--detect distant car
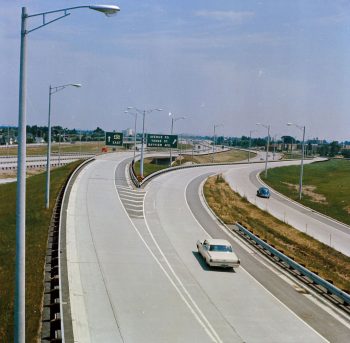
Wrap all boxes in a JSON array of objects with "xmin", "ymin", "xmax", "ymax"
[
  {"xmin": 196, "ymin": 239, "xmax": 240, "ymax": 269},
  {"xmin": 257, "ymin": 187, "xmax": 270, "ymax": 198}
]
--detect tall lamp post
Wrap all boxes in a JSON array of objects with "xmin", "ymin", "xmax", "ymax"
[
  {"xmin": 46, "ymin": 83, "xmax": 81, "ymax": 209},
  {"xmin": 124, "ymin": 110, "xmax": 138, "ymax": 160},
  {"xmin": 287, "ymin": 122, "xmax": 306, "ymax": 200},
  {"xmin": 248, "ymin": 129, "xmax": 257, "ymax": 163},
  {"xmin": 212, "ymin": 124, "xmax": 222, "ymax": 163},
  {"xmin": 256, "ymin": 123, "xmax": 270, "ymax": 178},
  {"xmin": 15, "ymin": 5, "xmax": 120, "ymax": 342},
  {"xmin": 127, "ymin": 107, "xmax": 162, "ymax": 178},
  {"xmin": 169, "ymin": 112, "xmax": 185, "ymax": 166}
]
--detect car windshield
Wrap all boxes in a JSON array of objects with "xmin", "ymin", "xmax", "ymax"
[{"xmin": 209, "ymin": 245, "xmax": 232, "ymax": 252}]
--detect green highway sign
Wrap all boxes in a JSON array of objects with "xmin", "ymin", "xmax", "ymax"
[
  {"xmin": 105, "ymin": 132, "xmax": 123, "ymax": 146},
  {"xmin": 147, "ymin": 134, "xmax": 178, "ymax": 148}
]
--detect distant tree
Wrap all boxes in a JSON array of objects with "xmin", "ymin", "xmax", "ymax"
[
  {"xmin": 255, "ymin": 138, "xmax": 267, "ymax": 147},
  {"xmin": 93, "ymin": 127, "xmax": 105, "ymax": 133},
  {"xmin": 341, "ymin": 149, "xmax": 350, "ymax": 158},
  {"xmin": 281, "ymin": 135, "xmax": 294, "ymax": 144},
  {"xmin": 329, "ymin": 141, "xmax": 341, "ymax": 157},
  {"xmin": 216, "ymin": 136, "xmax": 224, "ymax": 145}
]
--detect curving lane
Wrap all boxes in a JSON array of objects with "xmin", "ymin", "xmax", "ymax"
[
  {"xmin": 222, "ymin": 159, "xmax": 350, "ymax": 256},
  {"xmin": 65, "ymin": 153, "xmax": 349, "ymax": 342}
]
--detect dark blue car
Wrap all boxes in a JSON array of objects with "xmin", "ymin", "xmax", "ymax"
[{"xmin": 257, "ymin": 187, "xmax": 270, "ymax": 198}]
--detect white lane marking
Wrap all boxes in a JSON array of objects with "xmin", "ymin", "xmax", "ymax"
[
  {"xmin": 125, "ymin": 208, "xmax": 144, "ymax": 213},
  {"xmin": 124, "ymin": 202, "xmax": 143, "ymax": 208},
  {"xmin": 183, "ymin": 173, "xmax": 329, "ymax": 343},
  {"xmin": 143, "ymin": 196, "xmax": 224, "ymax": 342},
  {"xmin": 113, "ymin": 169, "xmax": 220, "ymax": 343},
  {"xmin": 120, "ymin": 199, "xmax": 144, "ymax": 204},
  {"xmin": 118, "ymin": 189, "xmax": 146, "ymax": 195},
  {"xmin": 117, "ymin": 185, "xmax": 132, "ymax": 191},
  {"xmin": 118, "ymin": 193, "xmax": 145, "ymax": 200}
]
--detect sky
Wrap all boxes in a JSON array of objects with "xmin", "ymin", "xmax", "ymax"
[{"xmin": 1, "ymin": 0, "xmax": 350, "ymax": 141}]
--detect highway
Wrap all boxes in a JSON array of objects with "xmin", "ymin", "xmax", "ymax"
[
  {"xmin": 63, "ymin": 153, "xmax": 350, "ymax": 342},
  {"xmin": 222, "ymin": 160, "xmax": 350, "ymax": 257}
]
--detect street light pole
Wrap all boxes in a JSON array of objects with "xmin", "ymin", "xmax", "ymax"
[
  {"xmin": 256, "ymin": 123, "xmax": 270, "ymax": 178},
  {"xmin": 7, "ymin": 125, "xmax": 10, "ymax": 157},
  {"xmin": 124, "ymin": 110, "xmax": 138, "ymax": 160},
  {"xmin": 58, "ymin": 130, "xmax": 61, "ymax": 165},
  {"xmin": 127, "ymin": 107, "xmax": 162, "ymax": 178},
  {"xmin": 133, "ymin": 114, "xmax": 137, "ymax": 159},
  {"xmin": 140, "ymin": 110, "xmax": 146, "ymax": 177},
  {"xmin": 212, "ymin": 124, "xmax": 222, "ymax": 163},
  {"xmin": 248, "ymin": 129, "xmax": 256, "ymax": 163},
  {"xmin": 15, "ymin": 8, "xmax": 28, "ymax": 342},
  {"xmin": 169, "ymin": 113, "xmax": 185, "ymax": 166},
  {"xmin": 300, "ymin": 126, "xmax": 306, "ymax": 200},
  {"xmin": 170, "ymin": 116, "xmax": 174, "ymax": 165},
  {"xmin": 46, "ymin": 83, "xmax": 81, "ymax": 209},
  {"xmin": 15, "ymin": 5, "xmax": 120, "ymax": 342},
  {"xmin": 287, "ymin": 123, "xmax": 306, "ymax": 200}
]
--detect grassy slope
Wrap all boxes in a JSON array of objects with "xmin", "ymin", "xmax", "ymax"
[
  {"xmin": 261, "ymin": 160, "xmax": 350, "ymax": 225},
  {"xmin": 133, "ymin": 160, "xmax": 167, "ymax": 178},
  {"xmin": 0, "ymin": 161, "xmax": 81, "ymax": 342},
  {"xmin": 189, "ymin": 149, "xmax": 251, "ymax": 164},
  {"xmin": 134, "ymin": 150, "xmax": 252, "ymax": 178},
  {"xmin": 204, "ymin": 175, "xmax": 350, "ymax": 291}
]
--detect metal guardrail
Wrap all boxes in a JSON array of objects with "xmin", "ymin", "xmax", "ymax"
[
  {"xmin": 235, "ymin": 222, "xmax": 350, "ymax": 306},
  {"xmin": 129, "ymin": 156, "xmax": 350, "ymax": 310}
]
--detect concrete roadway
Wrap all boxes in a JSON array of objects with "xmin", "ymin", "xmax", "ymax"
[
  {"xmin": 222, "ymin": 159, "xmax": 350, "ymax": 257},
  {"xmin": 65, "ymin": 153, "xmax": 350, "ymax": 342}
]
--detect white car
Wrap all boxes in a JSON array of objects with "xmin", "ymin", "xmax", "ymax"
[{"xmin": 196, "ymin": 238, "xmax": 240, "ymax": 269}]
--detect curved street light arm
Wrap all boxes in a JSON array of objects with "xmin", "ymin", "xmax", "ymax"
[
  {"xmin": 25, "ymin": 5, "xmax": 120, "ymax": 34},
  {"xmin": 50, "ymin": 83, "xmax": 82, "ymax": 95}
]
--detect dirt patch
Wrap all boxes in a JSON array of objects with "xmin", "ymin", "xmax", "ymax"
[
  {"xmin": 0, "ymin": 168, "xmax": 46, "ymax": 179},
  {"xmin": 282, "ymin": 182, "xmax": 327, "ymax": 204},
  {"xmin": 344, "ymin": 206, "xmax": 350, "ymax": 214},
  {"xmin": 0, "ymin": 171, "xmax": 17, "ymax": 179}
]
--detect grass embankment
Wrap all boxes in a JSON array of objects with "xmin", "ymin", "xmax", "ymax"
[
  {"xmin": 204, "ymin": 175, "xmax": 350, "ymax": 291},
  {"xmin": 0, "ymin": 161, "xmax": 82, "ymax": 342},
  {"xmin": 262, "ymin": 159, "xmax": 350, "ymax": 226},
  {"xmin": 133, "ymin": 150, "xmax": 253, "ymax": 178},
  {"xmin": 174, "ymin": 149, "xmax": 252, "ymax": 166},
  {"xmin": 133, "ymin": 159, "xmax": 167, "ymax": 178}
]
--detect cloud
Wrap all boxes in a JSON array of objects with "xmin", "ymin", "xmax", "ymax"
[{"xmin": 194, "ymin": 10, "xmax": 255, "ymax": 24}]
